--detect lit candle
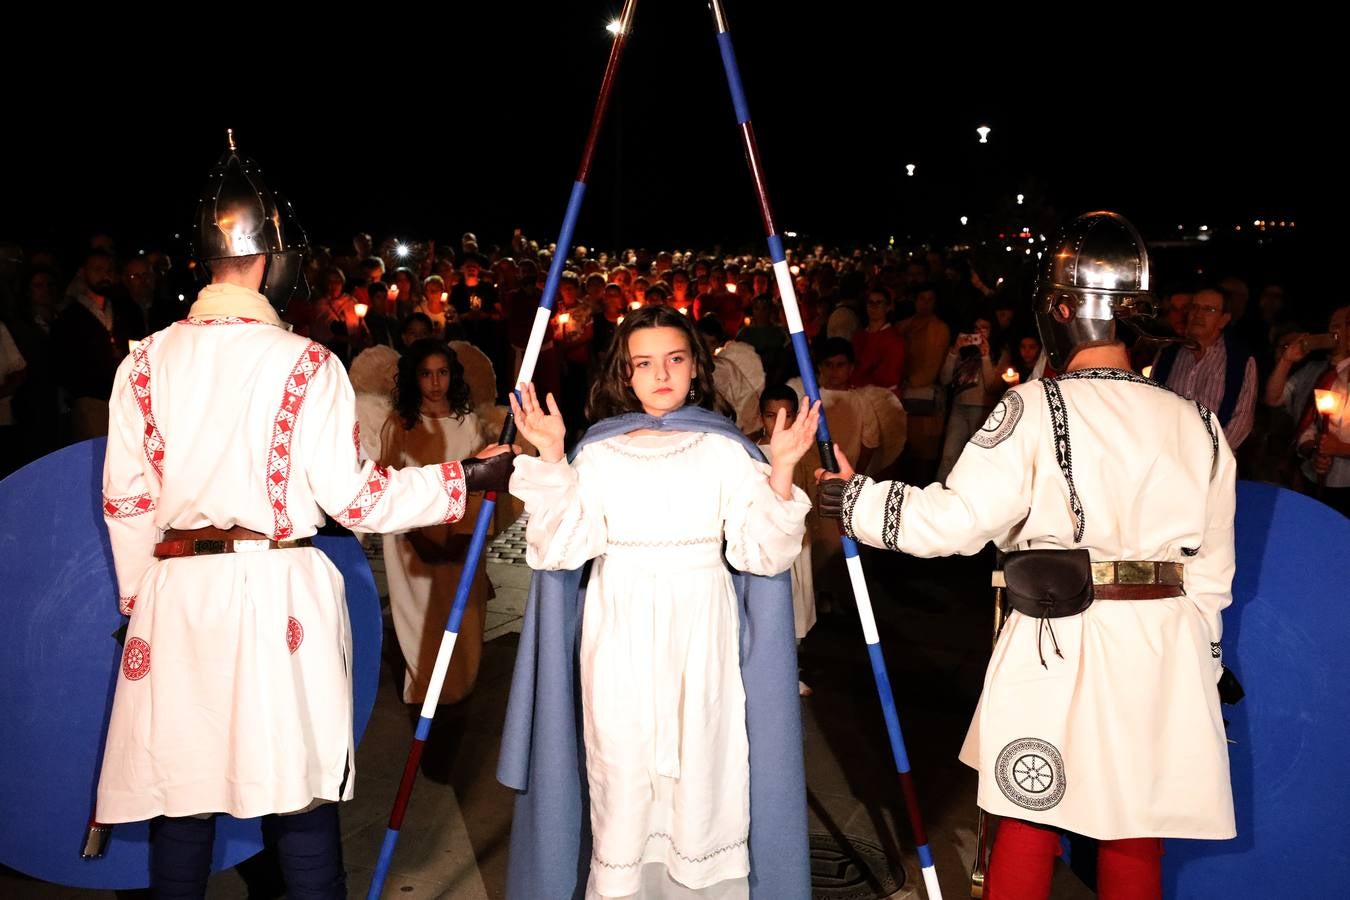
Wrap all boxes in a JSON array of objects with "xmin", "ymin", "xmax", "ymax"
[
  {"xmin": 1141, "ymin": 365, "xmax": 1153, "ymax": 379},
  {"xmin": 128, "ymin": 339, "xmax": 142, "ymax": 353},
  {"xmin": 1001, "ymin": 367, "xmax": 1019, "ymax": 385},
  {"xmin": 354, "ymin": 302, "xmax": 369, "ymax": 318},
  {"xmin": 629, "ymin": 300, "xmax": 642, "ymax": 310},
  {"xmin": 789, "ymin": 265, "xmax": 800, "ymax": 276},
  {"xmin": 726, "ymin": 283, "xmax": 738, "ymax": 294},
  {"xmin": 388, "ymin": 285, "xmax": 399, "ymax": 300},
  {"xmin": 678, "ymin": 307, "xmax": 688, "ymax": 316},
  {"xmin": 1315, "ymin": 389, "xmax": 1338, "ymax": 416}
]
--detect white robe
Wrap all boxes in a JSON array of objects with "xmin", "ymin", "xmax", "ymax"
[
  {"xmin": 840, "ymin": 369, "xmax": 1236, "ymax": 840},
  {"xmin": 511, "ymin": 431, "xmax": 809, "ymax": 899},
  {"xmin": 97, "ymin": 284, "xmax": 471, "ymax": 823}
]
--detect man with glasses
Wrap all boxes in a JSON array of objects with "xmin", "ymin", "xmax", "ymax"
[{"xmin": 1150, "ymin": 284, "xmax": 1258, "ymax": 448}]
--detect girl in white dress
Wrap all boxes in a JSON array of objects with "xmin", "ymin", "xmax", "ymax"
[{"xmin": 507, "ymin": 305, "xmax": 819, "ymax": 899}]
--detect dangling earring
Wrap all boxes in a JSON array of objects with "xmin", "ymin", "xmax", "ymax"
[{"xmin": 688, "ymin": 386, "xmax": 697, "ymax": 401}]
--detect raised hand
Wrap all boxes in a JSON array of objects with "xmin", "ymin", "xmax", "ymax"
[
  {"xmin": 769, "ymin": 400, "xmax": 821, "ymax": 469},
  {"xmin": 508, "ymin": 382, "xmax": 567, "ymax": 463}
]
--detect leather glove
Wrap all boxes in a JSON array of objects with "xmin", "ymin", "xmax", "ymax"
[
  {"xmin": 461, "ymin": 450, "xmax": 515, "ymax": 494},
  {"xmin": 817, "ymin": 477, "xmax": 848, "ymax": 520}
]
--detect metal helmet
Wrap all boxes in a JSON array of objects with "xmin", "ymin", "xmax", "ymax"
[
  {"xmin": 193, "ymin": 129, "xmax": 310, "ymax": 310},
  {"xmin": 1035, "ymin": 210, "xmax": 1154, "ymax": 369}
]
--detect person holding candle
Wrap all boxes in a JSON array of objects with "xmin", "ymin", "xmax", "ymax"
[
  {"xmin": 311, "ymin": 268, "xmax": 363, "ymax": 366},
  {"xmin": 1294, "ymin": 305, "xmax": 1350, "ymax": 515}
]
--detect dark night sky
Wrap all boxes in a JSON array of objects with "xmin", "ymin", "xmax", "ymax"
[{"xmin": 3, "ymin": 7, "xmax": 1307, "ymax": 258}]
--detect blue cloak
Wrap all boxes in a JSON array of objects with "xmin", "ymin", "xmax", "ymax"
[{"xmin": 496, "ymin": 406, "xmax": 810, "ymax": 899}]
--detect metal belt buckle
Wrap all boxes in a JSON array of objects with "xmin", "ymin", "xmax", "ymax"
[
  {"xmin": 1116, "ymin": 561, "xmax": 1157, "ymax": 584},
  {"xmin": 1090, "ymin": 561, "xmax": 1115, "ymax": 584},
  {"xmin": 193, "ymin": 539, "xmax": 228, "ymax": 555},
  {"xmin": 232, "ymin": 539, "xmax": 272, "ymax": 553}
]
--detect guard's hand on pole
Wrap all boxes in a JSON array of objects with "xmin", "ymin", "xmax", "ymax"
[
  {"xmin": 814, "ymin": 447, "xmax": 855, "ymax": 519},
  {"xmin": 462, "ymin": 443, "xmax": 519, "ymax": 494}
]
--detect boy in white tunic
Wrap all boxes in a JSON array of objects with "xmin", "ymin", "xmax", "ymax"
[
  {"xmin": 96, "ymin": 136, "xmax": 513, "ymax": 897},
  {"xmin": 818, "ymin": 212, "xmax": 1236, "ymax": 900}
]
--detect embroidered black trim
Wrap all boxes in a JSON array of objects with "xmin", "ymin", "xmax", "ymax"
[
  {"xmin": 1196, "ymin": 401, "xmax": 1220, "ymax": 474},
  {"xmin": 840, "ymin": 473, "xmax": 869, "ymax": 541},
  {"xmin": 1056, "ymin": 367, "xmax": 1162, "ymax": 389},
  {"xmin": 1042, "ymin": 378, "xmax": 1085, "ymax": 543},
  {"xmin": 881, "ymin": 481, "xmax": 905, "ymax": 552},
  {"xmin": 1053, "ymin": 368, "xmax": 1222, "ymax": 488},
  {"xmin": 593, "ymin": 832, "xmax": 748, "ymax": 870},
  {"xmin": 1211, "ymin": 641, "xmax": 1222, "ymax": 660}
]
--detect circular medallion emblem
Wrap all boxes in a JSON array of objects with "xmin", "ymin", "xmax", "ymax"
[
  {"xmin": 122, "ymin": 637, "xmax": 151, "ymax": 681},
  {"xmin": 971, "ymin": 391, "xmax": 1024, "ymax": 449},
  {"xmin": 287, "ymin": 617, "xmax": 304, "ymax": 654},
  {"xmin": 995, "ymin": 738, "xmax": 1066, "ymax": 810}
]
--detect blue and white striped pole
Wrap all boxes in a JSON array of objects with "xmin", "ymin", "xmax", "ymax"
[
  {"xmin": 366, "ymin": 3, "xmax": 638, "ymax": 894},
  {"xmin": 709, "ymin": 2, "xmax": 943, "ymax": 897}
]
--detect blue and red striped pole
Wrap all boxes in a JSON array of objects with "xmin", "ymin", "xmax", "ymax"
[
  {"xmin": 366, "ymin": 3, "xmax": 638, "ymax": 895},
  {"xmin": 708, "ymin": 2, "xmax": 943, "ymax": 897}
]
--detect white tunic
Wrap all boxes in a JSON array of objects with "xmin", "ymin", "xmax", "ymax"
[
  {"xmin": 97, "ymin": 284, "xmax": 470, "ymax": 823},
  {"xmin": 511, "ymin": 431, "xmax": 809, "ymax": 899},
  {"xmin": 841, "ymin": 369, "xmax": 1236, "ymax": 840}
]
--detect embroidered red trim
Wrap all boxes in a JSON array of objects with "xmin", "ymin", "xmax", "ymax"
[
  {"xmin": 268, "ymin": 343, "xmax": 332, "ymax": 540},
  {"xmin": 128, "ymin": 336, "xmax": 165, "ymax": 478},
  {"xmin": 439, "ymin": 461, "xmax": 467, "ymax": 523},
  {"xmin": 333, "ymin": 465, "xmax": 391, "ymax": 529},
  {"xmin": 180, "ymin": 316, "xmax": 268, "ymax": 326},
  {"xmin": 103, "ymin": 493, "xmax": 155, "ymax": 519}
]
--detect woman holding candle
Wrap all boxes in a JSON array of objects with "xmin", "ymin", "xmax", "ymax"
[{"xmin": 1295, "ymin": 305, "xmax": 1350, "ymax": 515}]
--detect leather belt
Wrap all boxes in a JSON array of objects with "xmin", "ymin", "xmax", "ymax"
[
  {"xmin": 992, "ymin": 560, "xmax": 1184, "ymax": 601},
  {"xmin": 155, "ymin": 525, "xmax": 313, "ymax": 559}
]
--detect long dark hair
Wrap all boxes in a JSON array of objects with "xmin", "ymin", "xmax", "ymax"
[
  {"xmin": 586, "ymin": 305, "xmax": 727, "ymax": 421},
  {"xmin": 395, "ymin": 339, "xmax": 471, "ymax": 429}
]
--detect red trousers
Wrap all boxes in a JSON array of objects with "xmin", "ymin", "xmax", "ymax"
[{"xmin": 986, "ymin": 818, "xmax": 1162, "ymax": 900}]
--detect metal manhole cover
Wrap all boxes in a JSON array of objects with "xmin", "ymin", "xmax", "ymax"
[{"xmin": 809, "ymin": 832, "xmax": 905, "ymax": 899}]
